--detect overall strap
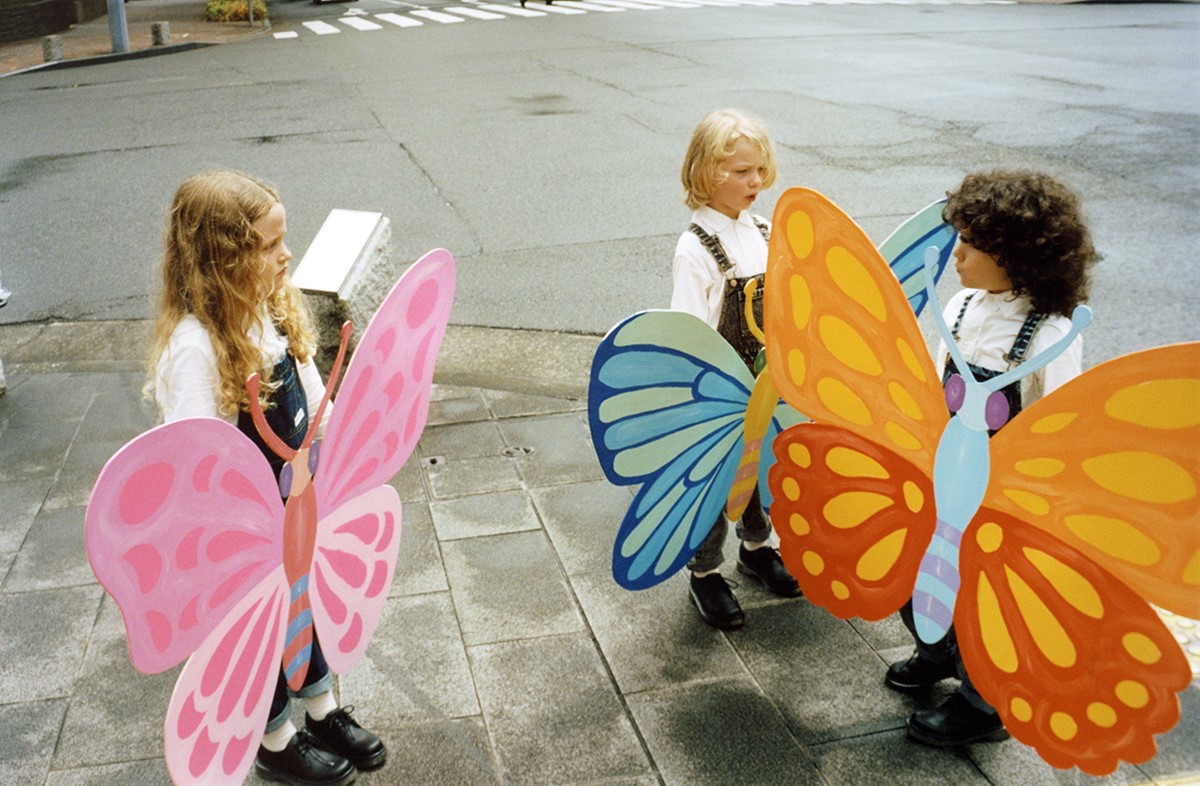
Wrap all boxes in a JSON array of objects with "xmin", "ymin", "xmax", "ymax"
[
  {"xmin": 950, "ymin": 292, "xmax": 976, "ymax": 341},
  {"xmin": 1005, "ymin": 310, "xmax": 1049, "ymax": 365},
  {"xmin": 752, "ymin": 217, "xmax": 771, "ymax": 243},
  {"xmin": 688, "ymin": 223, "xmax": 734, "ymax": 274}
]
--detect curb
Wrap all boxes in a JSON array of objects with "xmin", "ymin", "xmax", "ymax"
[
  {"xmin": 1, "ymin": 40, "xmax": 215, "ymax": 78},
  {"xmin": 0, "ymin": 320, "xmax": 600, "ymax": 400}
]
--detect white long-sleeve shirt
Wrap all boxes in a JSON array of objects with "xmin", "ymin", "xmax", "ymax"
[
  {"xmin": 670, "ymin": 206, "xmax": 770, "ymax": 328},
  {"xmin": 935, "ymin": 288, "xmax": 1082, "ymax": 407},
  {"xmin": 155, "ymin": 312, "xmax": 330, "ymax": 431}
]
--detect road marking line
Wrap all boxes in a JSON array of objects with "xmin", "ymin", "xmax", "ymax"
[
  {"xmin": 565, "ymin": 1, "xmax": 626, "ymax": 9},
  {"xmin": 411, "ymin": 8, "xmax": 468, "ymax": 21},
  {"xmin": 477, "ymin": 3, "xmax": 549, "ymax": 14},
  {"xmin": 302, "ymin": 20, "xmax": 342, "ymax": 33},
  {"xmin": 273, "ymin": 30, "xmax": 300, "ymax": 38},
  {"xmin": 340, "ymin": 15, "xmax": 384, "ymax": 29},
  {"xmin": 444, "ymin": 5, "xmax": 508, "ymax": 17},
  {"xmin": 376, "ymin": 12, "xmax": 424, "ymax": 25},
  {"xmin": 539, "ymin": 2, "xmax": 590, "ymax": 12},
  {"xmin": 585, "ymin": 0, "xmax": 664, "ymax": 9}
]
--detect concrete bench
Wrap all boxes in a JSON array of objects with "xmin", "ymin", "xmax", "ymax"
[{"xmin": 292, "ymin": 209, "xmax": 396, "ymax": 378}]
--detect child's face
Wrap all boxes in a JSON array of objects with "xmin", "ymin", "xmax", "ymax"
[
  {"xmin": 253, "ymin": 201, "xmax": 292, "ymax": 295},
  {"xmin": 708, "ymin": 138, "xmax": 767, "ymax": 220},
  {"xmin": 953, "ymin": 235, "xmax": 1012, "ymax": 294}
]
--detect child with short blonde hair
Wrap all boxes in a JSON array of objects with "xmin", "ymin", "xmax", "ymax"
[{"xmin": 671, "ymin": 110, "xmax": 798, "ymax": 630}]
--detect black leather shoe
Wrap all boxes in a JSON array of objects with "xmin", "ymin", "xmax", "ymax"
[
  {"xmin": 885, "ymin": 651, "xmax": 958, "ymax": 693},
  {"xmin": 307, "ymin": 706, "xmax": 387, "ymax": 771},
  {"xmin": 689, "ymin": 573, "xmax": 745, "ymax": 630},
  {"xmin": 906, "ymin": 692, "xmax": 1010, "ymax": 746},
  {"xmin": 254, "ymin": 730, "xmax": 357, "ymax": 786},
  {"xmin": 736, "ymin": 544, "xmax": 802, "ymax": 598}
]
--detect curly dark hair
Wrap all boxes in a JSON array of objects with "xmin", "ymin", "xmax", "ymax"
[{"xmin": 943, "ymin": 170, "xmax": 1097, "ymax": 317}]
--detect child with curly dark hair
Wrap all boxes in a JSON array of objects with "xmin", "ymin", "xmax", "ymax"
[{"xmin": 884, "ymin": 169, "xmax": 1099, "ymax": 747}]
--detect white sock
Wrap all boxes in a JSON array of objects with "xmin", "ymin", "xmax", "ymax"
[
  {"xmin": 743, "ymin": 540, "xmax": 769, "ymax": 552},
  {"xmin": 305, "ymin": 691, "xmax": 338, "ymax": 721},
  {"xmin": 692, "ymin": 569, "xmax": 720, "ymax": 578},
  {"xmin": 261, "ymin": 721, "xmax": 296, "ymax": 752}
]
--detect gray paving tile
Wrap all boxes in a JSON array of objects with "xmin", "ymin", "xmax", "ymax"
[
  {"xmin": 0, "ymin": 698, "xmax": 65, "ymax": 786},
  {"xmin": 497, "ymin": 412, "xmax": 608, "ymax": 487},
  {"xmin": 74, "ymin": 380, "xmax": 156, "ymax": 444},
  {"xmin": 625, "ymin": 676, "xmax": 821, "ymax": 786},
  {"xmin": 3, "ymin": 506, "xmax": 95, "ymax": 591},
  {"xmin": 339, "ymin": 591, "xmax": 480, "ymax": 726},
  {"xmin": 849, "ymin": 611, "xmax": 913, "ymax": 652},
  {"xmin": 430, "ymin": 489, "xmax": 541, "ymax": 541},
  {"xmin": 356, "ymin": 718, "xmax": 501, "ymax": 786},
  {"xmin": 427, "ymin": 387, "xmax": 491, "ymax": 426},
  {"xmin": 0, "ymin": 550, "xmax": 13, "ymax": 585},
  {"xmin": 0, "ymin": 477, "xmax": 52, "ymax": 551},
  {"xmin": 0, "ymin": 372, "xmax": 93, "ymax": 426},
  {"xmin": 483, "ymin": 388, "xmax": 585, "ymax": 419},
  {"xmin": 969, "ymin": 739, "xmax": 1147, "ymax": 786},
  {"xmin": 531, "ymin": 480, "xmax": 635, "ymax": 577},
  {"xmin": 42, "ymin": 439, "xmax": 126, "ymax": 511},
  {"xmin": 441, "ymin": 530, "xmax": 583, "ymax": 646},
  {"xmin": 469, "ymin": 633, "xmax": 652, "ymax": 785},
  {"xmin": 572, "ymin": 570, "xmax": 748, "ymax": 695},
  {"xmin": 419, "ymin": 419, "xmax": 505, "ymax": 460},
  {"xmin": 0, "ymin": 419, "xmax": 76, "ymax": 481},
  {"xmin": 424, "ymin": 454, "xmax": 523, "ymax": 500},
  {"xmin": 1133, "ymin": 683, "xmax": 1200, "ymax": 782},
  {"xmin": 0, "ymin": 586, "xmax": 102, "ymax": 702},
  {"xmin": 55, "ymin": 597, "xmax": 179, "ymax": 769},
  {"xmin": 390, "ymin": 501, "xmax": 449, "ymax": 596},
  {"xmin": 388, "ymin": 457, "xmax": 427, "ymax": 503},
  {"xmin": 45, "ymin": 759, "xmax": 172, "ymax": 786},
  {"xmin": 726, "ymin": 601, "xmax": 914, "ymax": 745},
  {"xmin": 812, "ymin": 729, "xmax": 988, "ymax": 786}
]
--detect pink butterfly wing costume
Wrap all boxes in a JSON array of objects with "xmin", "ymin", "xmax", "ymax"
[{"xmin": 85, "ymin": 248, "xmax": 456, "ymax": 785}]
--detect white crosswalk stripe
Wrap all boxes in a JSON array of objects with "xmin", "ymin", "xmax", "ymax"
[
  {"xmin": 411, "ymin": 8, "xmax": 467, "ymax": 21},
  {"xmin": 340, "ymin": 15, "xmax": 384, "ymax": 29},
  {"xmin": 376, "ymin": 12, "xmax": 423, "ymax": 26},
  {"xmin": 277, "ymin": 0, "xmax": 1017, "ymax": 39}
]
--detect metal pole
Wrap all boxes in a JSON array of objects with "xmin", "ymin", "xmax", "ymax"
[
  {"xmin": 248, "ymin": 0, "xmax": 253, "ymax": 27},
  {"xmin": 107, "ymin": 0, "xmax": 129, "ymax": 52}
]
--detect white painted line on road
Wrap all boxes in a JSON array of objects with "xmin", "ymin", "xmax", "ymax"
[
  {"xmin": 302, "ymin": 20, "xmax": 342, "ymax": 34},
  {"xmin": 376, "ymin": 12, "xmax": 424, "ymax": 26},
  {"xmin": 631, "ymin": 0, "xmax": 701, "ymax": 7},
  {"xmin": 411, "ymin": 8, "xmax": 468, "ymax": 21},
  {"xmin": 477, "ymin": 3, "xmax": 548, "ymax": 14},
  {"xmin": 344, "ymin": 7, "xmax": 368, "ymax": 14},
  {"xmin": 539, "ymin": 2, "xmax": 589, "ymax": 12},
  {"xmin": 340, "ymin": 15, "xmax": 384, "ymax": 29},
  {"xmin": 564, "ymin": 1, "xmax": 625, "ymax": 9},
  {"xmin": 273, "ymin": 30, "xmax": 300, "ymax": 38},
  {"xmin": 445, "ymin": 5, "xmax": 508, "ymax": 17},
  {"xmin": 586, "ymin": 0, "xmax": 664, "ymax": 9}
]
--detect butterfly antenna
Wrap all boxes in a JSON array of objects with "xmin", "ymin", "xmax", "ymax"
[
  {"xmin": 923, "ymin": 246, "xmax": 973, "ymax": 382},
  {"xmin": 301, "ymin": 321, "xmax": 353, "ymax": 450},
  {"xmin": 982, "ymin": 305, "xmax": 1092, "ymax": 393},
  {"xmin": 246, "ymin": 373, "xmax": 297, "ymax": 461},
  {"xmin": 743, "ymin": 278, "xmax": 766, "ymax": 344}
]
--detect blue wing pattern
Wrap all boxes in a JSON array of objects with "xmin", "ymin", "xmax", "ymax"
[
  {"xmin": 589, "ymin": 310, "xmax": 754, "ymax": 589},
  {"xmin": 878, "ymin": 198, "xmax": 957, "ymax": 317}
]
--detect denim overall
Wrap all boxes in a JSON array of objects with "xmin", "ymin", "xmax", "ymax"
[
  {"xmin": 237, "ymin": 352, "xmax": 333, "ymax": 732},
  {"xmin": 900, "ymin": 292, "xmax": 1047, "ymax": 710},
  {"xmin": 686, "ymin": 218, "xmax": 773, "ymax": 572}
]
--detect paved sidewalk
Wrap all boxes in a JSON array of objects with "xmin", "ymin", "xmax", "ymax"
[
  {"xmin": 0, "ymin": 321, "xmax": 1198, "ymax": 786},
  {"xmin": 0, "ymin": 0, "xmax": 266, "ymax": 77}
]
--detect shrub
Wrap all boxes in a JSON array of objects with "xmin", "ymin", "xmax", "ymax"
[{"xmin": 205, "ymin": 0, "xmax": 267, "ymax": 22}]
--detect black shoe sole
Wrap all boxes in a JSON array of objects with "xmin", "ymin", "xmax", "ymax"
[
  {"xmin": 253, "ymin": 761, "xmax": 358, "ymax": 786},
  {"xmin": 688, "ymin": 588, "xmax": 745, "ymax": 630},
  {"xmin": 735, "ymin": 559, "xmax": 802, "ymax": 598},
  {"xmin": 884, "ymin": 674, "xmax": 952, "ymax": 694},
  {"xmin": 349, "ymin": 749, "xmax": 387, "ymax": 771},
  {"xmin": 905, "ymin": 719, "xmax": 1010, "ymax": 747}
]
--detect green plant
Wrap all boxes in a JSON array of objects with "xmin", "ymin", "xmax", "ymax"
[{"xmin": 205, "ymin": 0, "xmax": 267, "ymax": 22}]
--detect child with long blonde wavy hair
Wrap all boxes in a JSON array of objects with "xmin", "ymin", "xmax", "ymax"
[{"xmin": 150, "ymin": 170, "xmax": 386, "ymax": 786}]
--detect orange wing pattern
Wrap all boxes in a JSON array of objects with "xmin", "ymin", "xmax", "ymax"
[
  {"xmin": 956, "ymin": 507, "xmax": 1190, "ymax": 775},
  {"xmin": 987, "ymin": 342, "xmax": 1200, "ymax": 619},
  {"xmin": 763, "ymin": 188, "xmax": 948, "ymax": 474},
  {"xmin": 769, "ymin": 423, "xmax": 936, "ymax": 620}
]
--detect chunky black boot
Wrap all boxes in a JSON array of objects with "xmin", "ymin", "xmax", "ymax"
[
  {"xmin": 254, "ymin": 729, "xmax": 357, "ymax": 786},
  {"xmin": 307, "ymin": 706, "xmax": 387, "ymax": 771}
]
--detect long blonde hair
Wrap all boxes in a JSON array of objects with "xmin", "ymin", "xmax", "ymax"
[{"xmin": 148, "ymin": 170, "xmax": 317, "ymax": 418}]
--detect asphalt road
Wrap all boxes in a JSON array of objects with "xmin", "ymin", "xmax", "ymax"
[{"xmin": 1, "ymin": 0, "xmax": 1197, "ymax": 365}]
